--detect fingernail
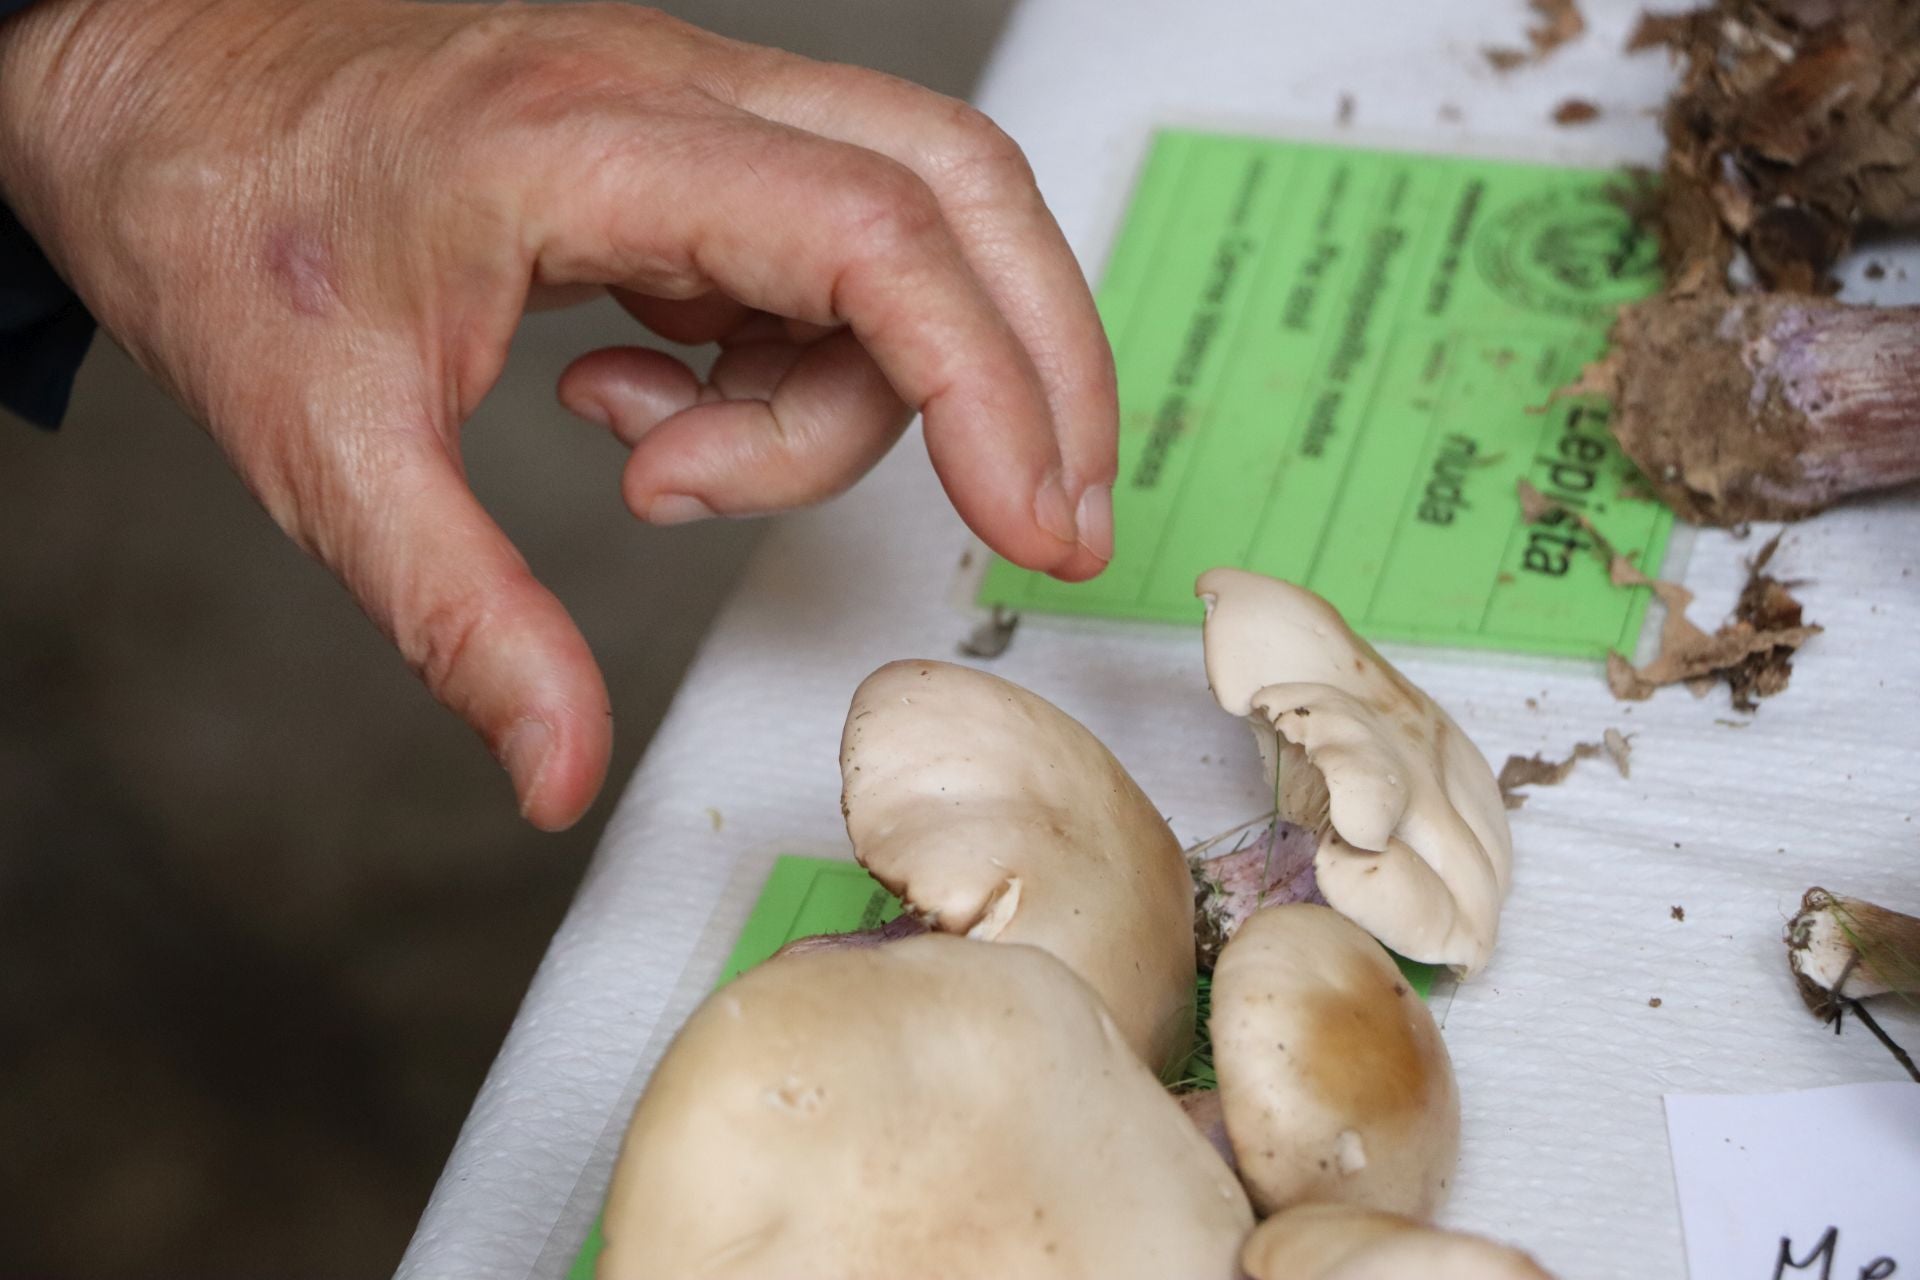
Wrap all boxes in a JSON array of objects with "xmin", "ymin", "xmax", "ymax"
[
  {"xmin": 648, "ymin": 494, "xmax": 716, "ymax": 525},
  {"xmin": 501, "ymin": 719, "xmax": 553, "ymax": 817},
  {"xmin": 1076, "ymin": 483, "xmax": 1113, "ymax": 564},
  {"xmin": 1032, "ymin": 472, "xmax": 1078, "ymax": 546},
  {"xmin": 573, "ymin": 398, "xmax": 612, "ymax": 430}
]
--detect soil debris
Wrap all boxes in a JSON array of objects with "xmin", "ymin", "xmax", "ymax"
[
  {"xmin": 1552, "ymin": 97, "xmax": 1601, "ymax": 125},
  {"xmin": 1632, "ymin": 0, "xmax": 1920, "ymax": 294},
  {"xmin": 1484, "ymin": 0, "xmax": 1587, "ymax": 69},
  {"xmin": 1671, "ymin": 905, "xmax": 1686, "ymax": 921}
]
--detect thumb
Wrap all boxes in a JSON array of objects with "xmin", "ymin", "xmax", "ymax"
[{"xmin": 302, "ymin": 429, "xmax": 612, "ymax": 831}]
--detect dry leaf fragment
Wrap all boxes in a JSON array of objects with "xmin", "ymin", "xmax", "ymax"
[
  {"xmin": 1602, "ymin": 728, "xmax": 1632, "ymax": 778},
  {"xmin": 1497, "ymin": 741, "xmax": 1601, "ymax": 809},
  {"xmin": 1625, "ymin": 9, "xmax": 1698, "ymax": 54},
  {"xmin": 1485, "ymin": 0, "xmax": 1587, "ymax": 70},
  {"xmin": 1515, "ymin": 481, "xmax": 1819, "ymax": 707},
  {"xmin": 1528, "ymin": 0, "xmax": 1587, "ymax": 55}
]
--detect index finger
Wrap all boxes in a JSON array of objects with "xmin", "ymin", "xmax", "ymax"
[
  {"xmin": 727, "ymin": 59, "xmax": 1119, "ymax": 573},
  {"xmin": 530, "ymin": 104, "xmax": 1088, "ymax": 577}
]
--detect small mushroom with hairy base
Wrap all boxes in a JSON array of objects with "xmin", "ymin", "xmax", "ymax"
[
  {"xmin": 1241, "ymin": 1203, "xmax": 1557, "ymax": 1279},
  {"xmin": 597, "ymin": 935, "xmax": 1253, "ymax": 1280}
]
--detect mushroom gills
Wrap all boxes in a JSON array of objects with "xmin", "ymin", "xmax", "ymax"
[{"xmin": 1195, "ymin": 567, "xmax": 1513, "ymax": 976}]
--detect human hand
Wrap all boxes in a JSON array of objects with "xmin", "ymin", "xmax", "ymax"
[{"xmin": 0, "ymin": 0, "xmax": 1117, "ymax": 829}]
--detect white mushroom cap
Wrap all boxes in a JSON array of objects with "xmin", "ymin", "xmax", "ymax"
[
  {"xmin": 840, "ymin": 659, "xmax": 1197, "ymax": 1073},
  {"xmin": 1210, "ymin": 903, "xmax": 1459, "ymax": 1218},
  {"xmin": 599, "ymin": 935, "xmax": 1253, "ymax": 1280},
  {"xmin": 1241, "ymin": 1203, "xmax": 1556, "ymax": 1280},
  {"xmin": 1196, "ymin": 568, "xmax": 1512, "ymax": 975}
]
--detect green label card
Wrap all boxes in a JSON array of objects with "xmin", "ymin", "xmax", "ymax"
[{"xmin": 980, "ymin": 131, "xmax": 1672, "ymax": 658}]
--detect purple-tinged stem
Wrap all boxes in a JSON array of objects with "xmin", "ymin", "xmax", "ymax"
[{"xmin": 1191, "ymin": 817, "xmax": 1322, "ymax": 970}]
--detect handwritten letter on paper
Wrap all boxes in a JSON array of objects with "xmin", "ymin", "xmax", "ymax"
[{"xmin": 1664, "ymin": 1082, "xmax": 1919, "ymax": 1279}]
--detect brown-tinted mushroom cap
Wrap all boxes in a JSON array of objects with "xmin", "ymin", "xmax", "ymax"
[{"xmin": 1210, "ymin": 903, "xmax": 1459, "ymax": 1217}]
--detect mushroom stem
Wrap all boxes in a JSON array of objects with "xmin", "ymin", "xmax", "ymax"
[
  {"xmin": 771, "ymin": 911, "xmax": 929, "ymax": 961},
  {"xmin": 1190, "ymin": 818, "xmax": 1323, "ymax": 970},
  {"xmin": 1604, "ymin": 294, "xmax": 1920, "ymax": 524},
  {"xmin": 1786, "ymin": 887, "xmax": 1920, "ymax": 1015}
]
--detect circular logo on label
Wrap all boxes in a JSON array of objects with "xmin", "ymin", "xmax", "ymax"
[{"xmin": 1474, "ymin": 186, "xmax": 1659, "ymax": 319}]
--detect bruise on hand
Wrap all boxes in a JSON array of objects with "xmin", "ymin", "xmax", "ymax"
[
  {"xmin": 1629, "ymin": 0, "xmax": 1920, "ymax": 293},
  {"xmin": 1516, "ymin": 481, "xmax": 1820, "ymax": 707}
]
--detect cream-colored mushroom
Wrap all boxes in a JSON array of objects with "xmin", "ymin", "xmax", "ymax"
[
  {"xmin": 1241, "ymin": 1203, "xmax": 1556, "ymax": 1279},
  {"xmin": 1209, "ymin": 903, "xmax": 1458, "ymax": 1218},
  {"xmin": 599, "ymin": 935, "xmax": 1253, "ymax": 1280},
  {"xmin": 840, "ymin": 659, "xmax": 1196, "ymax": 1073},
  {"xmin": 1196, "ymin": 567, "xmax": 1512, "ymax": 975}
]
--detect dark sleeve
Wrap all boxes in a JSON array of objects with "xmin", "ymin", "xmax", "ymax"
[{"xmin": 0, "ymin": 0, "xmax": 97, "ymax": 429}]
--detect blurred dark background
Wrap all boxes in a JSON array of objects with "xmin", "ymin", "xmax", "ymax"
[{"xmin": 0, "ymin": 2, "xmax": 1012, "ymax": 1274}]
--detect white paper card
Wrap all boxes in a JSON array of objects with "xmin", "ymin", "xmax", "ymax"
[{"xmin": 1665, "ymin": 1082, "xmax": 1920, "ymax": 1280}]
